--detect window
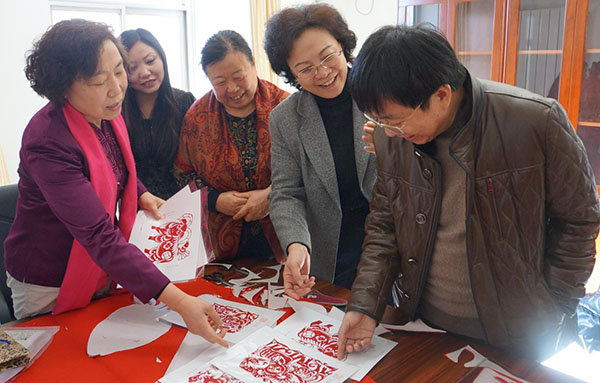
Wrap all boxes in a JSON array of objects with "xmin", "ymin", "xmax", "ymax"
[{"xmin": 50, "ymin": 1, "xmax": 189, "ymax": 90}]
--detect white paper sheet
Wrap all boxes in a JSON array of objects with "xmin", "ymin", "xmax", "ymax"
[
  {"xmin": 542, "ymin": 341, "xmax": 600, "ymax": 383},
  {"xmin": 328, "ymin": 306, "xmax": 345, "ymax": 321},
  {"xmin": 211, "ymin": 329, "xmax": 358, "ymax": 383},
  {"xmin": 160, "ymin": 359, "xmax": 241, "ymax": 383},
  {"xmin": 87, "ymin": 303, "xmax": 171, "ymax": 356},
  {"xmin": 159, "ymin": 294, "xmax": 285, "ymax": 344},
  {"xmin": 129, "ymin": 185, "xmax": 207, "ymax": 282},
  {"xmin": 164, "ymin": 331, "xmax": 227, "ymax": 375},
  {"xmin": 275, "ymin": 307, "xmax": 396, "ymax": 381}
]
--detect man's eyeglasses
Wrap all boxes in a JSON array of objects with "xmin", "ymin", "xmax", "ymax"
[
  {"xmin": 296, "ymin": 50, "xmax": 343, "ymax": 79},
  {"xmin": 363, "ymin": 102, "xmax": 422, "ymax": 136}
]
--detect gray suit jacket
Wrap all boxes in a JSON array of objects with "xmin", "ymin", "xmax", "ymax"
[{"xmin": 268, "ymin": 90, "xmax": 377, "ymax": 282}]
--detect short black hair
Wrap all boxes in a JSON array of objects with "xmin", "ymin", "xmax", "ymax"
[
  {"xmin": 200, "ymin": 30, "xmax": 253, "ymax": 74},
  {"xmin": 350, "ymin": 24, "xmax": 467, "ymax": 114},
  {"xmin": 25, "ymin": 19, "xmax": 125, "ymax": 106},
  {"xmin": 264, "ymin": 3, "xmax": 356, "ymax": 90}
]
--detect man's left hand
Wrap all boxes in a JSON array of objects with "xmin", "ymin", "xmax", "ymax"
[{"xmin": 337, "ymin": 311, "xmax": 376, "ymax": 360}]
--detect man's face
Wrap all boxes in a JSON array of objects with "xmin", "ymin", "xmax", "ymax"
[{"xmin": 371, "ymin": 86, "xmax": 453, "ymax": 145}]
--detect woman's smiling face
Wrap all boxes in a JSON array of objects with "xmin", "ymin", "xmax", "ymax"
[{"xmin": 287, "ymin": 28, "xmax": 348, "ymax": 99}]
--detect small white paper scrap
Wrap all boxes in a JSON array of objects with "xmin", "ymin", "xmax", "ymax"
[
  {"xmin": 159, "ymin": 294, "xmax": 285, "ymax": 344},
  {"xmin": 87, "ymin": 303, "xmax": 171, "ymax": 356},
  {"xmin": 381, "ymin": 318, "xmax": 446, "ymax": 333},
  {"xmin": 275, "ymin": 307, "xmax": 396, "ymax": 381},
  {"xmin": 211, "ymin": 328, "xmax": 357, "ymax": 383},
  {"xmin": 129, "ymin": 185, "xmax": 207, "ymax": 282}
]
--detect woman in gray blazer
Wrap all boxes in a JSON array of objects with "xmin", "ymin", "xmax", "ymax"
[{"xmin": 264, "ymin": 4, "xmax": 377, "ymax": 298}]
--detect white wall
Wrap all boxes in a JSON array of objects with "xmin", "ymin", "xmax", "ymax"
[
  {"xmin": 281, "ymin": 0, "xmax": 399, "ymax": 53},
  {"xmin": 0, "ymin": 1, "xmax": 52, "ymax": 184}
]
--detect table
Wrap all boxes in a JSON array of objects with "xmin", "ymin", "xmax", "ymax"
[{"xmin": 6, "ymin": 259, "xmax": 582, "ymax": 383}]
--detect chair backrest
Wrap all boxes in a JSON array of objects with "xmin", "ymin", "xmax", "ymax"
[{"xmin": 0, "ymin": 184, "xmax": 18, "ymax": 322}]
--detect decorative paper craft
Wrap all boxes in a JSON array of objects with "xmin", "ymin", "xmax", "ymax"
[
  {"xmin": 87, "ymin": 303, "xmax": 171, "ymax": 356},
  {"xmin": 159, "ymin": 294, "xmax": 285, "ymax": 344},
  {"xmin": 211, "ymin": 329, "xmax": 357, "ymax": 383},
  {"xmin": 275, "ymin": 307, "xmax": 397, "ymax": 381},
  {"xmin": 129, "ymin": 185, "xmax": 207, "ymax": 282},
  {"xmin": 160, "ymin": 358, "xmax": 241, "ymax": 383},
  {"xmin": 446, "ymin": 345, "xmax": 530, "ymax": 383},
  {"xmin": 164, "ymin": 331, "xmax": 226, "ymax": 375}
]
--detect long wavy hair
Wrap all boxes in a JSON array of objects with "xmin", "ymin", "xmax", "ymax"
[{"xmin": 119, "ymin": 28, "xmax": 179, "ymax": 166}]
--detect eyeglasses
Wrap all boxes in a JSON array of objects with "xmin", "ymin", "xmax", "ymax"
[
  {"xmin": 295, "ymin": 50, "xmax": 343, "ymax": 79},
  {"xmin": 363, "ymin": 102, "xmax": 422, "ymax": 136}
]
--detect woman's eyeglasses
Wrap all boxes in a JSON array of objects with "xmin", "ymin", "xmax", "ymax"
[{"xmin": 296, "ymin": 50, "xmax": 343, "ymax": 79}]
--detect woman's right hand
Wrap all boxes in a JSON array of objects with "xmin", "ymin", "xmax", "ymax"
[
  {"xmin": 215, "ymin": 191, "xmax": 248, "ymax": 216},
  {"xmin": 159, "ymin": 283, "xmax": 228, "ymax": 347},
  {"xmin": 283, "ymin": 243, "xmax": 316, "ymax": 299},
  {"xmin": 362, "ymin": 122, "xmax": 376, "ymax": 153}
]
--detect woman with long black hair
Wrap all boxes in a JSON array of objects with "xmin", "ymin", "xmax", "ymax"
[{"xmin": 120, "ymin": 28, "xmax": 195, "ymax": 199}]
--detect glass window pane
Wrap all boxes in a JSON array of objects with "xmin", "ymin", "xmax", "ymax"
[
  {"xmin": 455, "ymin": 0, "xmax": 494, "ymax": 80},
  {"xmin": 577, "ymin": 0, "xmax": 600, "ymax": 183},
  {"xmin": 51, "ymin": 7, "xmax": 122, "ymax": 35},
  {"xmin": 515, "ymin": 0, "xmax": 566, "ymax": 99},
  {"xmin": 406, "ymin": 4, "xmax": 440, "ymax": 27},
  {"xmin": 125, "ymin": 10, "xmax": 188, "ymax": 90}
]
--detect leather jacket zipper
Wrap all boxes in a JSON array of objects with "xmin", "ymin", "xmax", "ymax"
[{"xmin": 411, "ymin": 150, "xmax": 442, "ymax": 318}]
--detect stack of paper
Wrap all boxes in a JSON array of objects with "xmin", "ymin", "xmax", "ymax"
[{"xmin": 159, "ymin": 297, "xmax": 397, "ymax": 382}]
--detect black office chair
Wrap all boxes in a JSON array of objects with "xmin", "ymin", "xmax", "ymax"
[{"xmin": 0, "ymin": 184, "xmax": 18, "ymax": 322}]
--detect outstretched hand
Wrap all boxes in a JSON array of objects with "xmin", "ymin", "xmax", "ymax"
[
  {"xmin": 159, "ymin": 284, "xmax": 228, "ymax": 348},
  {"xmin": 337, "ymin": 311, "xmax": 376, "ymax": 360},
  {"xmin": 176, "ymin": 295, "xmax": 228, "ymax": 347},
  {"xmin": 283, "ymin": 243, "xmax": 315, "ymax": 299}
]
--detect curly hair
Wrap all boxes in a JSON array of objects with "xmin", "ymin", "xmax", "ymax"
[
  {"xmin": 25, "ymin": 19, "xmax": 125, "ymax": 106},
  {"xmin": 264, "ymin": 3, "xmax": 356, "ymax": 90}
]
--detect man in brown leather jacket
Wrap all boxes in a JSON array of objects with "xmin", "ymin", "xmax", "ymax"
[{"xmin": 337, "ymin": 24, "xmax": 600, "ymax": 360}]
